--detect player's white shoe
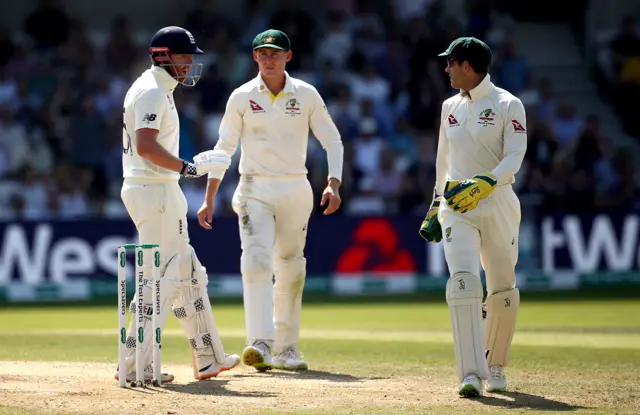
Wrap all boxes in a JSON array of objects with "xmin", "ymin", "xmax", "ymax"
[
  {"xmin": 196, "ymin": 353, "xmax": 241, "ymax": 380},
  {"xmin": 458, "ymin": 374, "xmax": 483, "ymax": 397},
  {"xmin": 485, "ymin": 365, "xmax": 507, "ymax": 392},
  {"xmin": 114, "ymin": 364, "xmax": 175, "ymax": 385},
  {"xmin": 242, "ymin": 341, "xmax": 274, "ymax": 372},
  {"xmin": 273, "ymin": 346, "xmax": 308, "ymax": 371}
]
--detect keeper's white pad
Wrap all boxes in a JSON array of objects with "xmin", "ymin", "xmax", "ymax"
[
  {"xmin": 446, "ymin": 273, "xmax": 489, "ymax": 381},
  {"xmin": 484, "ymin": 288, "xmax": 520, "ymax": 366},
  {"xmin": 124, "ymin": 255, "xmax": 181, "ymax": 374},
  {"xmin": 193, "ymin": 149, "xmax": 231, "ymax": 179},
  {"xmin": 171, "ymin": 245, "xmax": 228, "ymax": 374}
]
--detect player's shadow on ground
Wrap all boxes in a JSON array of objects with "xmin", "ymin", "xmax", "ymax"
[
  {"xmin": 162, "ymin": 379, "xmax": 278, "ymax": 398},
  {"xmin": 477, "ymin": 391, "xmax": 587, "ymax": 411},
  {"xmin": 232, "ymin": 369, "xmax": 387, "ymax": 383}
]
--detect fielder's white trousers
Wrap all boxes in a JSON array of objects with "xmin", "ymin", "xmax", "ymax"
[
  {"xmin": 438, "ymin": 184, "xmax": 521, "ymax": 295},
  {"xmin": 231, "ymin": 174, "xmax": 314, "ymax": 353}
]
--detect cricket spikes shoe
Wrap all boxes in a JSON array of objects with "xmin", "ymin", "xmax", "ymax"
[
  {"xmin": 114, "ymin": 364, "xmax": 175, "ymax": 385},
  {"xmin": 485, "ymin": 365, "xmax": 508, "ymax": 392},
  {"xmin": 273, "ymin": 346, "xmax": 308, "ymax": 371},
  {"xmin": 458, "ymin": 374, "xmax": 483, "ymax": 397},
  {"xmin": 242, "ymin": 341, "xmax": 274, "ymax": 372},
  {"xmin": 196, "ymin": 353, "xmax": 241, "ymax": 380}
]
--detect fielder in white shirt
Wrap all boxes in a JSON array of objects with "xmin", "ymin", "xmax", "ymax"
[
  {"xmin": 197, "ymin": 29, "xmax": 344, "ymax": 372},
  {"xmin": 118, "ymin": 26, "xmax": 240, "ymax": 384},
  {"xmin": 419, "ymin": 37, "xmax": 527, "ymax": 397}
]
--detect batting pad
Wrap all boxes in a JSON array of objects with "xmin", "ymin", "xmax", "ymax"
[
  {"xmin": 446, "ymin": 273, "xmax": 489, "ymax": 381},
  {"xmin": 484, "ymin": 288, "xmax": 520, "ymax": 367},
  {"xmin": 172, "ymin": 246, "xmax": 227, "ymax": 373}
]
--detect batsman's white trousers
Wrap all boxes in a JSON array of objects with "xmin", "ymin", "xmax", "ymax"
[
  {"xmin": 231, "ymin": 174, "xmax": 314, "ymax": 354},
  {"xmin": 438, "ymin": 184, "xmax": 521, "ymax": 295},
  {"xmin": 121, "ymin": 179, "xmax": 189, "ymax": 265}
]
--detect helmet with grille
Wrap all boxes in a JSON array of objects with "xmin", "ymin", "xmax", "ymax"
[{"xmin": 149, "ymin": 26, "xmax": 204, "ymax": 87}]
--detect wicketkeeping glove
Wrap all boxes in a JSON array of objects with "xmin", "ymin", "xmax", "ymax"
[
  {"xmin": 444, "ymin": 174, "xmax": 497, "ymax": 213},
  {"xmin": 419, "ymin": 181, "xmax": 460, "ymax": 243},
  {"xmin": 419, "ymin": 196, "xmax": 443, "ymax": 243}
]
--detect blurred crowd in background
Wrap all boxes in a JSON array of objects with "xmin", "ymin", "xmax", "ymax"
[{"xmin": 0, "ymin": 0, "xmax": 639, "ymax": 221}]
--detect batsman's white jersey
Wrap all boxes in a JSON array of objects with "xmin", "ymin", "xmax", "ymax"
[
  {"xmin": 212, "ymin": 72, "xmax": 343, "ymax": 353},
  {"xmin": 436, "ymin": 74, "xmax": 526, "ymax": 380},
  {"xmin": 122, "ymin": 65, "xmax": 180, "ymax": 182}
]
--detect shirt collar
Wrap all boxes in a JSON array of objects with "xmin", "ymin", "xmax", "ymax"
[
  {"xmin": 150, "ymin": 65, "xmax": 179, "ymax": 92},
  {"xmin": 256, "ymin": 71, "xmax": 296, "ymax": 95},
  {"xmin": 461, "ymin": 74, "xmax": 492, "ymax": 101}
]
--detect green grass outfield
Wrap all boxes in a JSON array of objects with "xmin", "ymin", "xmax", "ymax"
[{"xmin": 1, "ymin": 299, "xmax": 639, "ymax": 414}]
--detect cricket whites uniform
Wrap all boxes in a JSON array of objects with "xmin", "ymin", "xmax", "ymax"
[
  {"xmin": 431, "ymin": 37, "xmax": 527, "ymax": 397},
  {"xmin": 436, "ymin": 73, "xmax": 526, "ymax": 297},
  {"xmin": 211, "ymin": 70, "xmax": 343, "ymax": 359},
  {"xmin": 121, "ymin": 65, "xmax": 187, "ymax": 268},
  {"xmin": 116, "ymin": 26, "xmax": 240, "ymax": 385}
]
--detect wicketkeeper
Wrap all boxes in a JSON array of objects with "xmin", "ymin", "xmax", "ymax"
[{"xmin": 419, "ymin": 37, "xmax": 527, "ymax": 397}]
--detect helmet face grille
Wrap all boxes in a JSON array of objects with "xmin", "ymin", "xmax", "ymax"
[{"xmin": 151, "ymin": 51, "xmax": 204, "ymax": 87}]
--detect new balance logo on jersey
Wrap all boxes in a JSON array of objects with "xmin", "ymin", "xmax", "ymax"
[
  {"xmin": 448, "ymin": 114, "xmax": 459, "ymax": 126},
  {"xmin": 142, "ymin": 113, "xmax": 157, "ymax": 124},
  {"xmin": 511, "ymin": 120, "xmax": 526, "ymax": 132},
  {"xmin": 249, "ymin": 100, "xmax": 265, "ymax": 113}
]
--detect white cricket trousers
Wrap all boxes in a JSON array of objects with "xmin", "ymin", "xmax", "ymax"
[
  {"xmin": 231, "ymin": 174, "xmax": 314, "ymax": 353},
  {"xmin": 438, "ymin": 184, "xmax": 521, "ymax": 295},
  {"xmin": 121, "ymin": 179, "xmax": 189, "ymax": 266}
]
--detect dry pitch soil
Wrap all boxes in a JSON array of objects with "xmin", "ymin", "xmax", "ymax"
[{"xmin": 0, "ymin": 361, "xmax": 441, "ymax": 415}]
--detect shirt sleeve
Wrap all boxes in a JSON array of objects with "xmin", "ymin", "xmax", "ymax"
[
  {"xmin": 208, "ymin": 89, "xmax": 244, "ymax": 179},
  {"xmin": 434, "ymin": 102, "xmax": 450, "ymax": 197},
  {"xmin": 491, "ymin": 98, "xmax": 528, "ymax": 185},
  {"xmin": 309, "ymin": 86, "xmax": 344, "ymax": 182},
  {"xmin": 133, "ymin": 89, "xmax": 166, "ymax": 131}
]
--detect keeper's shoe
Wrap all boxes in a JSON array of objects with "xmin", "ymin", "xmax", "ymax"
[
  {"xmin": 242, "ymin": 341, "xmax": 274, "ymax": 372},
  {"xmin": 196, "ymin": 353, "xmax": 241, "ymax": 380},
  {"xmin": 114, "ymin": 364, "xmax": 175, "ymax": 384},
  {"xmin": 458, "ymin": 374, "xmax": 483, "ymax": 397},
  {"xmin": 273, "ymin": 346, "xmax": 308, "ymax": 371},
  {"xmin": 485, "ymin": 365, "xmax": 508, "ymax": 392}
]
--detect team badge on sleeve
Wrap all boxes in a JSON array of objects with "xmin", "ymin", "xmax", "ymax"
[{"xmin": 511, "ymin": 120, "xmax": 526, "ymax": 132}]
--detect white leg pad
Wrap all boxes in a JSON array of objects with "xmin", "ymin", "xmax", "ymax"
[
  {"xmin": 172, "ymin": 246, "xmax": 228, "ymax": 373},
  {"xmin": 446, "ymin": 272, "xmax": 489, "ymax": 381},
  {"xmin": 124, "ymin": 256, "xmax": 180, "ymax": 375},
  {"xmin": 485, "ymin": 288, "xmax": 520, "ymax": 367}
]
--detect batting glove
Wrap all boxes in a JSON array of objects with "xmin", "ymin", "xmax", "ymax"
[{"xmin": 444, "ymin": 174, "xmax": 497, "ymax": 213}]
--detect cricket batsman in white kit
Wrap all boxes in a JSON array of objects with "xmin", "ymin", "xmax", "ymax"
[
  {"xmin": 117, "ymin": 26, "xmax": 240, "ymax": 384},
  {"xmin": 419, "ymin": 37, "xmax": 526, "ymax": 397},
  {"xmin": 197, "ymin": 29, "xmax": 344, "ymax": 371}
]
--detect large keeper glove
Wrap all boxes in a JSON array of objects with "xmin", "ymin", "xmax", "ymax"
[
  {"xmin": 419, "ymin": 196, "xmax": 443, "ymax": 243},
  {"xmin": 419, "ymin": 181, "xmax": 460, "ymax": 243},
  {"xmin": 444, "ymin": 174, "xmax": 497, "ymax": 213}
]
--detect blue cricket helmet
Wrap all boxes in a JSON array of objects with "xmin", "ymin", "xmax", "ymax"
[{"xmin": 149, "ymin": 26, "xmax": 204, "ymax": 87}]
